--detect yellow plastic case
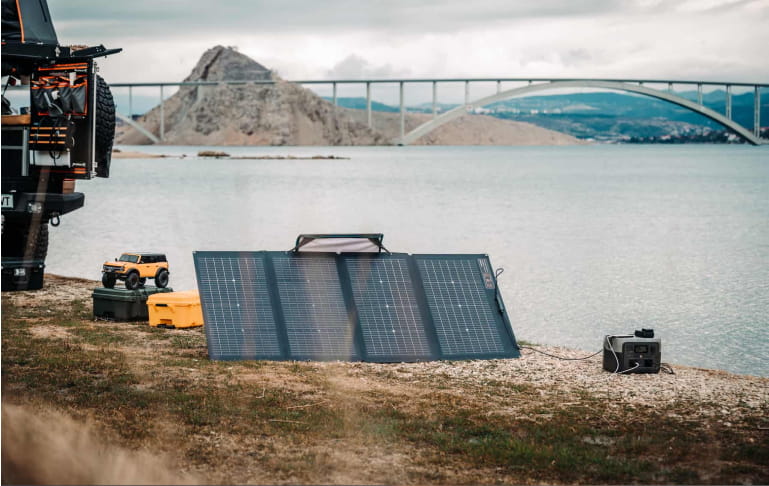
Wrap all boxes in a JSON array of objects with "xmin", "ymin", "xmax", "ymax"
[{"xmin": 147, "ymin": 290, "xmax": 204, "ymax": 329}]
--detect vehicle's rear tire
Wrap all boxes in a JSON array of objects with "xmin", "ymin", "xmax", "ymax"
[
  {"xmin": 102, "ymin": 273, "xmax": 116, "ymax": 288},
  {"xmin": 125, "ymin": 271, "xmax": 140, "ymax": 290},
  {"xmin": 155, "ymin": 268, "xmax": 169, "ymax": 288},
  {"xmin": 94, "ymin": 75, "xmax": 116, "ymax": 178}
]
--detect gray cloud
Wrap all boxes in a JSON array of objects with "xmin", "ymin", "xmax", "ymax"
[
  {"xmin": 45, "ymin": 0, "xmax": 769, "ymax": 84},
  {"xmin": 49, "ymin": 0, "xmax": 667, "ymax": 40},
  {"xmin": 325, "ymin": 54, "xmax": 411, "ymax": 79}
]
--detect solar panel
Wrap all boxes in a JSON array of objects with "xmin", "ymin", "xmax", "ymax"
[
  {"xmin": 194, "ymin": 250, "xmax": 519, "ymax": 362},
  {"xmin": 272, "ymin": 254, "xmax": 356, "ymax": 360},
  {"xmin": 415, "ymin": 255, "xmax": 511, "ymax": 359},
  {"xmin": 195, "ymin": 252, "xmax": 282, "ymax": 360},
  {"xmin": 344, "ymin": 255, "xmax": 434, "ymax": 361}
]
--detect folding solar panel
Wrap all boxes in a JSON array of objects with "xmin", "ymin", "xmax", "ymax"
[
  {"xmin": 344, "ymin": 255, "xmax": 435, "ymax": 361},
  {"xmin": 415, "ymin": 255, "xmax": 513, "ymax": 360},
  {"xmin": 195, "ymin": 252, "xmax": 282, "ymax": 360},
  {"xmin": 194, "ymin": 245, "xmax": 519, "ymax": 362},
  {"xmin": 271, "ymin": 254, "xmax": 357, "ymax": 360}
]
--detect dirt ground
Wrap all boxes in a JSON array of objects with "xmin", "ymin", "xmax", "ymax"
[{"xmin": 2, "ymin": 275, "xmax": 768, "ymax": 485}]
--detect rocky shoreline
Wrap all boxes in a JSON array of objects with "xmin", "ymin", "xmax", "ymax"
[{"xmin": 112, "ymin": 149, "xmax": 349, "ymax": 160}]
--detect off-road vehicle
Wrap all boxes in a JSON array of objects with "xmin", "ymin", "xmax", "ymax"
[
  {"xmin": 2, "ymin": 0, "xmax": 121, "ymax": 290},
  {"xmin": 102, "ymin": 253, "xmax": 170, "ymax": 290}
]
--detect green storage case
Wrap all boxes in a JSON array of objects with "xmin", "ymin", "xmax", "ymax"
[{"xmin": 92, "ymin": 286, "xmax": 174, "ymax": 321}]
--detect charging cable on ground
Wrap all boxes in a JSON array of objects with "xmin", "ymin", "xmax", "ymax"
[
  {"xmin": 516, "ymin": 344, "xmax": 601, "ymax": 361},
  {"xmin": 516, "ymin": 339, "xmax": 674, "ymax": 375}
]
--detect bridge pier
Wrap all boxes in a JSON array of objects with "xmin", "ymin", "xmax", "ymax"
[
  {"xmin": 366, "ymin": 82, "xmax": 372, "ymax": 128},
  {"xmin": 128, "ymin": 86, "xmax": 133, "ymax": 119},
  {"xmin": 755, "ymin": 86, "xmax": 761, "ymax": 137},
  {"xmin": 159, "ymin": 85, "xmax": 164, "ymax": 142},
  {"xmin": 332, "ymin": 82, "xmax": 337, "ymax": 107},
  {"xmin": 399, "ymin": 81, "xmax": 405, "ymax": 144},
  {"xmin": 726, "ymin": 85, "xmax": 732, "ymax": 120},
  {"xmin": 432, "ymin": 81, "xmax": 437, "ymax": 119},
  {"xmin": 697, "ymin": 84, "xmax": 703, "ymax": 105}
]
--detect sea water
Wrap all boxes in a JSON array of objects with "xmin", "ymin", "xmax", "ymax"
[{"xmin": 46, "ymin": 144, "xmax": 769, "ymax": 376}]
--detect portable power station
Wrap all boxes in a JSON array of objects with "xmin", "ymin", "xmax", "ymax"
[{"xmin": 603, "ymin": 330, "xmax": 661, "ymax": 373}]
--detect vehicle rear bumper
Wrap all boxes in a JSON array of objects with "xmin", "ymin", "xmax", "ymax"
[{"xmin": 1, "ymin": 192, "xmax": 85, "ymax": 220}]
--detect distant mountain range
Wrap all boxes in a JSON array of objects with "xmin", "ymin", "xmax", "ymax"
[
  {"xmin": 321, "ymin": 97, "xmax": 400, "ymax": 113},
  {"xmin": 325, "ymin": 90, "xmax": 768, "ymax": 142}
]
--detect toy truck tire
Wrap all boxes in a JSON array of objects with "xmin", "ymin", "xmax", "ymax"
[
  {"xmin": 102, "ymin": 273, "xmax": 116, "ymax": 288},
  {"xmin": 155, "ymin": 268, "xmax": 169, "ymax": 288},
  {"xmin": 125, "ymin": 271, "xmax": 140, "ymax": 290}
]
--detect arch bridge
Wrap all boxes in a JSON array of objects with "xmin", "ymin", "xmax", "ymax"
[{"xmin": 111, "ymin": 77, "xmax": 767, "ymax": 145}]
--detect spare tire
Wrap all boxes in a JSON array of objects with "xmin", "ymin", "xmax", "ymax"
[
  {"xmin": 30, "ymin": 222, "xmax": 49, "ymax": 261},
  {"xmin": 94, "ymin": 75, "xmax": 116, "ymax": 178}
]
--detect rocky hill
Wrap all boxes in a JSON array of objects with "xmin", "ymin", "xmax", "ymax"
[{"xmin": 117, "ymin": 46, "xmax": 581, "ymax": 146}]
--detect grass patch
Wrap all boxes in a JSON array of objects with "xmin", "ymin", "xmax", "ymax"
[
  {"xmin": 169, "ymin": 332, "xmax": 206, "ymax": 349},
  {"xmin": 381, "ymin": 404, "xmax": 724, "ymax": 483},
  {"xmin": 70, "ymin": 298, "xmax": 92, "ymax": 320},
  {"xmin": 134, "ymin": 324, "xmax": 175, "ymax": 340},
  {"xmin": 2, "ymin": 320, "xmax": 156, "ymax": 440},
  {"xmin": 69, "ymin": 326, "xmax": 128, "ymax": 346}
]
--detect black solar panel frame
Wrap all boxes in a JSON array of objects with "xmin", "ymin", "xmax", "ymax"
[{"xmin": 194, "ymin": 251, "xmax": 519, "ymax": 362}]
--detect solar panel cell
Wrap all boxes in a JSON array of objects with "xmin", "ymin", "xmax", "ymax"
[
  {"xmin": 345, "ymin": 256, "xmax": 433, "ymax": 360},
  {"xmin": 416, "ymin": 256, "xmax": 506, "ymax": 357},
  {"xmin": 272, "ymin": 255, "xmax": 356, "ymax": 360},
  {"xmin": 196, "ymin": 253, "xmax": 282, "ymax": 360}
]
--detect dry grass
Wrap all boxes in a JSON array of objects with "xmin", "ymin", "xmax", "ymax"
[{"xmin": 2, "ymin": 275, "xmax": 768, "ymax": 484}]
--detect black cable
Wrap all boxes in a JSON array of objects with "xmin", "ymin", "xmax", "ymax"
[
  {"xmin": 659, "ymin": 363, "xmax": 675, "ymax": 374},
  {"xmin": 517, "ymin": 344, "xmax": 602, "ymax": 361}
]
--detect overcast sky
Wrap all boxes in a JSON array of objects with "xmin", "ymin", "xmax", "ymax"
[{"xmin": 49, "ymin": 0, "xmax": 768, "ymax": 89}]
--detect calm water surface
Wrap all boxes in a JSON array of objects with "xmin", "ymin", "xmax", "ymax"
[{"xmin": 47, "ymin": 144, "xmax": 769, "ymax": 376}]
